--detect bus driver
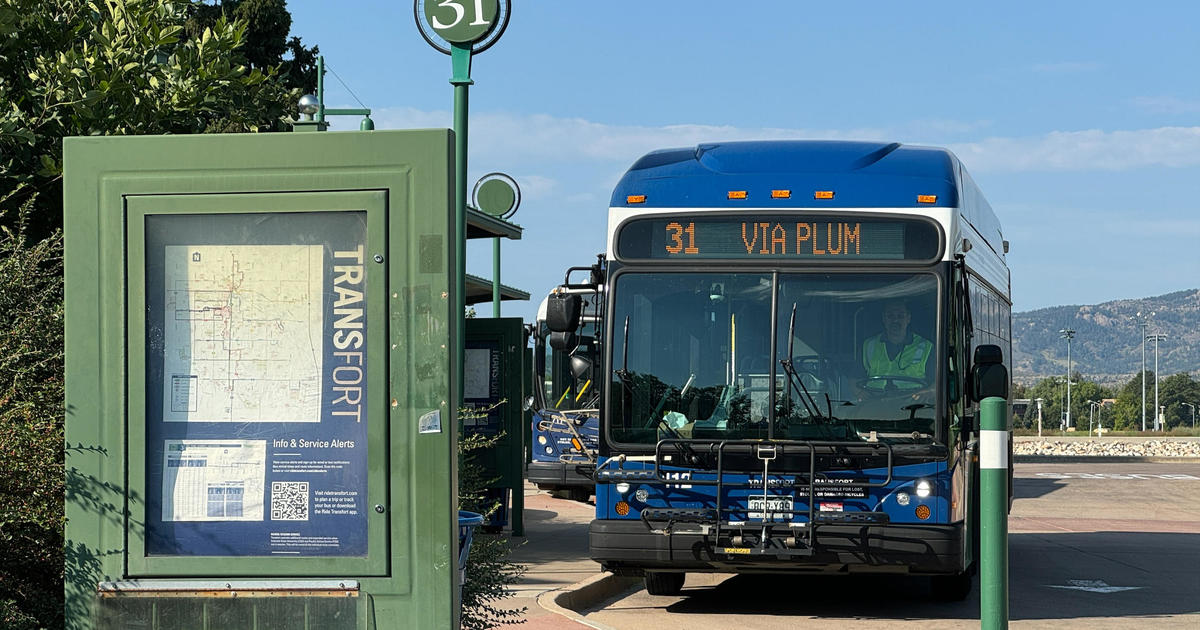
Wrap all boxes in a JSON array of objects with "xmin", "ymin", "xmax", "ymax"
[{"xmin": 858, "ymin": 300, "xmax": 933, "ymax": 400}]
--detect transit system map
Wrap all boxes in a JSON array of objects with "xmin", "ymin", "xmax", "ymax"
[{"xmin": 162, "ymin": 245, "xmax": 324, "ymax": 424}]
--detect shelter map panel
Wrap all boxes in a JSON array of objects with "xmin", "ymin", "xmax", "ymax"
[{"xmin": 143, "ymin": 211, "xmax": 369, "ymax": 557}]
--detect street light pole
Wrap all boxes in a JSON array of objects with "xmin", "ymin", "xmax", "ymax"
[
  {"xmin": 1134, "ymin": 311, "xmax": 1152, "ymax": 431},
  {"xmin": 1060, "ymin": 328, "xmax": 1075, "ymax": 430},
  {"xmin": 1056, "ymin": 377, "xmax": 1065, "ymax": 433},
  {"xmin": 1147, "ymin": 333, "xmax": 1167, "ymax": 431},
  {"xmin": 1184, "ymin": 402, "xmax": 1197, "ymax": 430}
]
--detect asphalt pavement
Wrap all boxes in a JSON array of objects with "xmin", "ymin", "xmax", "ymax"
[{"xmin": 495, "ymin": 461, "xmax": 1200, "ymax": 629}]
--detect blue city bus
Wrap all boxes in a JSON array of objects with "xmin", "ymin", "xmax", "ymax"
[
  {"xmin": 552, "ymin": 141, "xmax": 1012, "ymax": 599},
  {"xmin": 527, "ymin": 267, "xmax": 604, "ymax": 502}
]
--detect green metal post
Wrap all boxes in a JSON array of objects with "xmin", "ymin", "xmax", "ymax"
[
  {"xmin": 451, "ymin": 44, "xmax": 473, "ymax": 408},
  {"xmin": 980, "ymin": 396, "xmax": 1009, "ymax": 629},
  {"xmin": 492, "ymin": 237, "xmax": 501, "ymax": 317},
  {"xmin": 316, "ymin": 55, "xmax": 325, "ymax": 123}
]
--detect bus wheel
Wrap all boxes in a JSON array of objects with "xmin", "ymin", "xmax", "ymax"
[
  {"xmin": 568, "ymin": 488, "xmax": 592, "ymax": 503},
  {"xmin": 644, "ymin": 571, "xmax": 685, "ymax": 596},
  {"xmin": 930, "ymin": 571, "xmax": 973, "ymax": 601}
]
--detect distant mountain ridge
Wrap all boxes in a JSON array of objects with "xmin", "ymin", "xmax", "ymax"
[{"xmin": 1012, "ymin": 288, "xmax": 1200, "ymax": 386}]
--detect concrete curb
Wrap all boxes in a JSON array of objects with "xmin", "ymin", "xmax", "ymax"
[
  {"xmin": 1015, "ymin": 455, "xmax": 1200, "ymax": 464},
  {"xmin": 536, "ymin": 572, "xmax": 640, "ymax": 630}
]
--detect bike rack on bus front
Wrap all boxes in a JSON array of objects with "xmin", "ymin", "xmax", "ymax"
[
  {"xmin": 535, "ymin": 408, "xmax": 599, "ymax": 465},
  {"xmin": 598, "ymin": 439, "xmax": 894, "ymax": 556}
]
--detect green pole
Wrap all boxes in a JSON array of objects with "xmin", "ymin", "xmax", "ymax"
[
  {"xmin": 492, "ymin": 237, "xmax": 501, "ymax": 317},
  {"xmin": 980, "ymin": 396, "xmax": 1009, "ymax": 629},
  {"xmin": 316, "ymin": 55, "xmax": 325, "ymax": 123},
  {"xmin": 451, "ymin": 45, "xmax": 473, "ymax": 408}
]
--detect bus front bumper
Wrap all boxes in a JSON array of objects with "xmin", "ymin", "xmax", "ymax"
[
  {"xmin": 590, "ymin": 519, "xmax": 966, "ymax": 576},
  {"xmin": 527, "ymin": 461, "xmax": 594, "ymax": 489}
]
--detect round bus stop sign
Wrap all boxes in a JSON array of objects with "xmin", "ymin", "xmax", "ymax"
[
  {"xmin": 472, "ymin": 173, "xmax": 520, "ymax": 219},
  {"xmin": 420, "ymin": 0, "xmax": 499, "ymax": 44}
]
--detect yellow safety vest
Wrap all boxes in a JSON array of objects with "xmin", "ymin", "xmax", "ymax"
[{"xmin": 862, "ymin": 333, "xmax": 931, "ymax": 390}]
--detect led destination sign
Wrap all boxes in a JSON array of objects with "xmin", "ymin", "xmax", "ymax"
[{"xmin": 617, "ymin": 215, "xmax": 941, "ymax": 261}]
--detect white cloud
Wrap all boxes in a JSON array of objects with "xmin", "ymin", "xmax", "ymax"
[
  {"xmin": 511, "ymin": 174, "xmax": 556, "ymax": 200},
  {"xmin": 900, "ymin": 118, "xmax": 994, "ymax": 136},
  {"xmin": 948, "ymin": 127, "xmax": 1200, "ymax": 172},
  {"xmin": 370, "ymin": 107, "xmax": 1200, "ymax": 174},
  {"xmin": 370, "ymin": 107, "xmax": 888, "ymax": 165}
]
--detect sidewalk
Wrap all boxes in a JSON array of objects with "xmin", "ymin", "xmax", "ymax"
[{"xmin": 492, "ymin": 482, "xmax": 608, "ymax": 628}]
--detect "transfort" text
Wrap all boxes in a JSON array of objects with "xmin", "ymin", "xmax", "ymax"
[{"xmin": 330, "ymin": 245, "xmax": 364, "ymax": 422}]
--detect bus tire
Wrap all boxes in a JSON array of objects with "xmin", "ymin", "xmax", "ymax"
[
  {"xmin": 644, "ymin": 571, "xmax": 685, "ymax": 596},
  {"xmin": 568, "ymin": 488, "xmax": 592, "ymax": 503},
  {"xmin": 930, "ymin": 571, "xmax": 973, "ymax": 601}
]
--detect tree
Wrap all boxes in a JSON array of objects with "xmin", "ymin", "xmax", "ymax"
[
  {"xmin": 0, "ymin": 0, "xmax": 303, "ymax": 241},
  {"xmin": 1111, "ymin": 371, "xmax": 1157, "ymax": 431},
  {"xmin": 186, "ymin": 0, "xmax": 319, "ymax": 93},
  {"xmin": 1158, "ymin": 373, "xmax": 1200, "ymax": 430},
  {"xmin": 1019, "ymin": 373, "xmax": 1113, "ymax": 432},
  {"xmin": 0, "ymin": 1, "xmax": 310, "ymax": 625}
]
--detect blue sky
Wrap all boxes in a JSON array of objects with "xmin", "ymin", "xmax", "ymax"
[{"xmin": 290, "ymin": 1, "xmax": 1200, "ymax": 321}]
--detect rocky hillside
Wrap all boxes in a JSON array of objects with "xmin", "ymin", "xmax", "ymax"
[{"xmin": 1012, "ymin": 288, "xmax": 1200, "ymax": 386}]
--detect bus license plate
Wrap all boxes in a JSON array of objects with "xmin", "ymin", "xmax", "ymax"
[{"xmin": 748, "ymin": 497, "xmax": 793, "ymax": 520}]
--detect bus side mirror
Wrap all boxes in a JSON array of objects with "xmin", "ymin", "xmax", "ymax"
[
  {"xmin": 972, "ymin": 344, "xmax": 1008, "ymax": 400},
  {"xmin": 546, "ymin": 291, "xmax": 581, "ymax": 333},
  {"xmin": 548, "ymin": 331, "xmax": 577, "ymax": 352},
  {"xmin": 569, "ymin": 354, "xmax": 592, "ymax": 381}
]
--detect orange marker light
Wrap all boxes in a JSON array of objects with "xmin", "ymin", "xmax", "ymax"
[
  {"xmin": 627, "ymin": 195, "xmax": 646, "ymax": 204},
  {"xmin": 727, "ymin": 190, "xmax": 748, "ymax": 200},
  {"xmin": 915, "ymin": 504, "xmax": 931, "ymax": 520},
  {"xmin": 570, "ymin": 437, "xmax": 584, "ymax": 452},
  {"xmin": 771, "ymin": 190, "xmax": 792, "ymax": 199},
  {"xmin": 615, "ymin": 501, "xmax": 631, "ymax": 516},
  {"xmin": 918, "ymin": 194, "xmax": 937, "ymax": 204},
  {"xmin": 814, "ymin": 190, "xmax": 835, "ymax": 200}
]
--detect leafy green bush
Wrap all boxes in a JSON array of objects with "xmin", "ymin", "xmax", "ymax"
[
  {"xmin": 458, "ymin": 403, "xmax": 526, "ymax": 629},
  {"xmin": 0, "ymin": 194, "xmax": 65, "ymax": 629}
]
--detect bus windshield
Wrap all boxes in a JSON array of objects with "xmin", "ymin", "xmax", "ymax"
[
  {"xmin": 537, "ymin": 322, "xmax": 599, "ymax": 411},
  {"xmin": 608, "ymin": 272, "xmax": 939, "ymax": 446}
]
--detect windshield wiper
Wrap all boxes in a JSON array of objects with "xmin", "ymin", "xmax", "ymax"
[
  {"xmin": 614, "ymin": 315, "xmax": 633, "ymax": 393},
  {"xmin": 778, "ymin": 303, "xmax": 830, "ymax": 424}
]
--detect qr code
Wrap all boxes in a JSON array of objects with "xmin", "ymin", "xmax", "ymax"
[{"xmin": 270, "ymin": 481, "xmax": 309, "ymax": 521}]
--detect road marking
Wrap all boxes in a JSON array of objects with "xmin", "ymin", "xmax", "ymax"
[
  {"xmin": 1034, "ymin": 472, "xmax": 1199, "ymax": 480},
  {"xmin": 1045, "ymin": 579, "xmax": 1143, "ymax": 593}
]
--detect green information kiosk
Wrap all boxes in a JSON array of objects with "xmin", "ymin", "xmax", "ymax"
[{"xmin": 64, "ymin": 129, "xmax": 460, "ymax": 629}]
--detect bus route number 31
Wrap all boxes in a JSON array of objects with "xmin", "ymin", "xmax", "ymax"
[
  {"xmin": 425, "ymin": 0, "xmax": 497, "ymax": 39},
  {"xmin": 666, "ymin": 222, "xmax": 700, "ymax": 255}
]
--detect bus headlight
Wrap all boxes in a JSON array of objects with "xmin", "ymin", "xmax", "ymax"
[
  {"xmin": 537, "ymin": 435, "xmax": 547, "ymax": 445},
  {"xmin": 615, "ymin": 482, "xmax": 631, "ymax": 495},
  {"xmin": 916, "ymin": 480, "xmax": 932, "ymax": 498},
  {"xmin": 896, "ymin": 492, "xmax": 911, "ymax": 506},
  {"xmin": 634, "ymin": 488, "xmax": 650, "ymax": 503}
]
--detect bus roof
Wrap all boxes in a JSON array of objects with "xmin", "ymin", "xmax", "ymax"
[
  {"xmin": 609, "ymin": 140, "xmax": 1006, "ymax": 272},
  {"xmin": 611, "ymin": 140, "xmax": 962, "ymax": 210}
]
